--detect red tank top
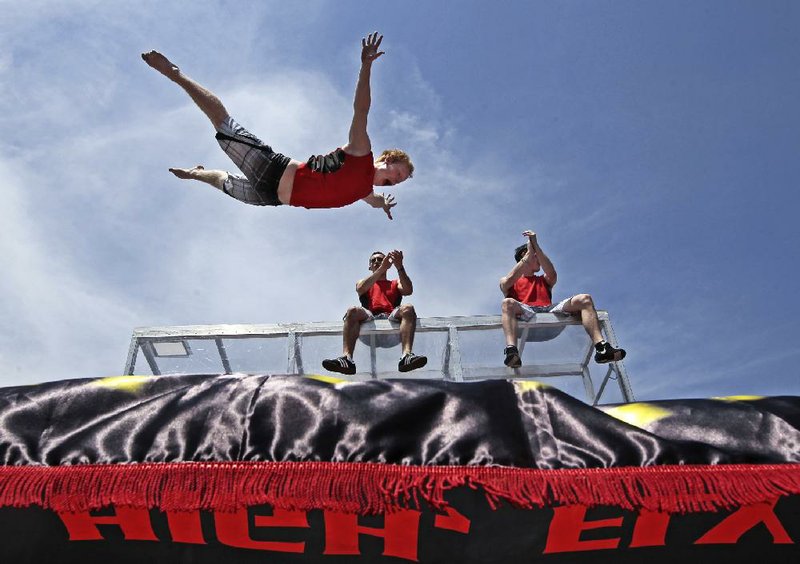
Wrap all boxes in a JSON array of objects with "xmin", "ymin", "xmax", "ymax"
[
  {"xmin": 290, "ymin": 151, "xmax": 375, "ymax": 209},
  {"xmin": 508, "ymin": 275, "xmax": 552, "ymax": 307},
  {"xmin": 360, "ymin": 279, "xmax": 402, "ymax": 315}
]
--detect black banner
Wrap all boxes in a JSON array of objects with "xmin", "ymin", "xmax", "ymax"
[{"xmin": 1, "ymin": 374, "xmax": 799, "ymax": 561}]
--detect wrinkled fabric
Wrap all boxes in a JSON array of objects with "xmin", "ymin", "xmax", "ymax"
[{"xmin": 0, "ymin": 374, "xmax": 798, "ymax": 467}]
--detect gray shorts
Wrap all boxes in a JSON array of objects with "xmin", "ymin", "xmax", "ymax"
[
  {"xmin": 351, "ymin": 307, "xmax": 402, "ymax": 349},
  {"xmin": 514, "ymin": 297, "xmax": 573, "ymax": 321},
  {"xmin": 215, "ymin": 116, "xmax": 290, "ymax": 206},
  {"xmin": 354, "ymin": 307, "xmax": 401, "ymax": 322}
]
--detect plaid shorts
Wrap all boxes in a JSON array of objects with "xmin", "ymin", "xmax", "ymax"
[
  {"xmin": 515, "ymin": 296, "xmax": 574, "ymax": 321},
  {"xmin": 215, "ymin": 116, "xmax": 290, "ymax": 206}
]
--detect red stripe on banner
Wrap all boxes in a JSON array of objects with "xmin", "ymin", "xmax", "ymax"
[{"xmin": 0, "ymin": 462, "xmax": 799, "ymax": 515}]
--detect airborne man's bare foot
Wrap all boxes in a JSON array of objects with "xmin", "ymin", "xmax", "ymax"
[
  {"xmin": 168, "ymin": 165, "xmax": 227, "ymax": 190},
  {"xmin": 140, "ymin": 50, "xmax": 229, "ymax": 127},
  {"xmin": 141, "ymin": 50, "xmax": 180, "ymax": 79},
  {"xmin": 168, "ymin": 165, "xmax": 205, "ymax": 180}
]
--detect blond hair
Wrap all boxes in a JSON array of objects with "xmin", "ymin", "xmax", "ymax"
[{"xmin": 375, "ymin": 149, "xmax": 414, "ymax": 177}]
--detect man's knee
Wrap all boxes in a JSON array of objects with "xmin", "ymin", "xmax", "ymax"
[
  {"xmin": 344, "ymin": 306, "xmax": 365, "ymax": 322},
  {"xmin": 214, "ymin": 114, "xmax": 232, "ymax": 132},
  {"xmin": 502, "ymin": 297, "xmax": 521, "ymax": 315},
  {"xmin": 211, "ymin": 170, "xmax": 228, "ymax": 190},
  {"xmin": 396, "ymin": 303, "xmax": 417, "ymax": 319},
  {"xmin": 571, "ymin": 293, "xmax": 595, "ymax": 309}
]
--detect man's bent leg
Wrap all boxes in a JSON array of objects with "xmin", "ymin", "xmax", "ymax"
[
  {"xmin": 170, "ymin": 165, "xmax": 279, "ymax": 206},
  {"xmin": 561, "ymin": 294, "xmax": 626, "ymax": 363},
  {"xmin": 322, "ymin": 307, "xmax": 368, "ymax": 376},
  {"xmin": 501, "ymin": 298, "xmax": 523, "ymax": 346},
  {"xmin": 342, "ymin": 306, "xmax": 369, "ymax": 358},
  {"xmin": 394, "ymin": 305, "xmax": 427, "ymax": 373},
  {"xmin": 142, "ymin": 51, "xmax": 229, "ymax": 129},
  {"xmin": 560, "ymin": 294, "xmax": 604, "ymax": 344},
  {"xmin": 395, "ymin": 304, "xmax": 417, "ymax": 356},
  {"xmin": 501, "ymin": 298, "xmax": 525, "ymax": 368},
  {"xmin": 169, "ymin": 166, "xmax": 227, "ymax": 190}
]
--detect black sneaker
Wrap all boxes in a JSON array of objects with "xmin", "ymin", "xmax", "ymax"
[
  {"xmin": 504, "ymin": 345, "xmax": 522, "ymax": 368},
  {"xmin": 594, "ymin": 341, "xmax": 626, "ymax": 364},
  {"xmin": 322, "ymin": 356, "xmax": 356, "ymax": 375},
  {"xmin": 398, "ymin": 353, "xmax": 428, "ymax": 373}
]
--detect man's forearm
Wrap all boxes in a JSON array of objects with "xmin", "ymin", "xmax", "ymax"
[
  {"xmin": 534, "ymin": 247, "xmax": 554, "ymax": 269},
  {"xmin": 397, "ymin": 267, "xmax": 413, "ymax": 294},
  {"xmin": 356, "ymin": 271, "xmax": 382, "ymax": 295},
  {"xmin": 534, "ymin": 246, "xmax": 557, "ymax": 280},
  {"xmin": 500, "ymin": 261, "xmax": 527, "ymax": 294},
  {"xmin": 353, "ymin": 63, "xmax": 372, "ymax": 113}
]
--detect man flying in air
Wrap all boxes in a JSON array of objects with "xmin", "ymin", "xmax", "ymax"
[{"xmin": 142, "ymin": 32, "xmax": 413, "ymax": 219}]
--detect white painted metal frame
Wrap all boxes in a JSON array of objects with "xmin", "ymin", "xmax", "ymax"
[{"xmin": 124, "ymin": 312, "xmax": 633, "ymax": 404}]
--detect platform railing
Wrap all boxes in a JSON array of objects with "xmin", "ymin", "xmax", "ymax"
[{"xmin": 124, "ymin": 312, "xmax": 633, "ymax": 405}]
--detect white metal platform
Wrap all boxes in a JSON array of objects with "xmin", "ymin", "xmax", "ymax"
[{"xmin": 124, "ymin": 312, "xmax": 633, "ymax": 405}]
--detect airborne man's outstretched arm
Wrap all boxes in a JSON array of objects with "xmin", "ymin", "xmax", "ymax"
[{"xmin": 343, "ymin": 32, "xmax": 384, "ymax": 157}]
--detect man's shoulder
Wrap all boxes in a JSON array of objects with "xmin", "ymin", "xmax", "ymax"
[{"xmin": 341, "ymin": 144, "xmax": 373, "ymax": 159}]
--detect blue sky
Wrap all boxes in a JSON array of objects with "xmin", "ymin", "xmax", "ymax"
[{"xmin": 1, "ymin": 0, "xmax": 798, "ymax": 400}]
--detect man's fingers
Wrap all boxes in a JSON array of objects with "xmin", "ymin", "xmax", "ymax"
[{"xmin": 364, "ymin": 32, "xmax": 383, "ymax": 48}]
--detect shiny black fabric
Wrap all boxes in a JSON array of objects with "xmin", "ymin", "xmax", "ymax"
[
  {"xmin": 306, "ymin": 148, "xmax": 346, "ymax": 173},
  {"xmin": 1, "ymin": 374, "xmax": 798, "ymax": 468}
]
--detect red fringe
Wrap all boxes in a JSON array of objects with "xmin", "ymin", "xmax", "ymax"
[{"xmin": 0, "ymin": 462, "xmax": 799, "ymax": 515}]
